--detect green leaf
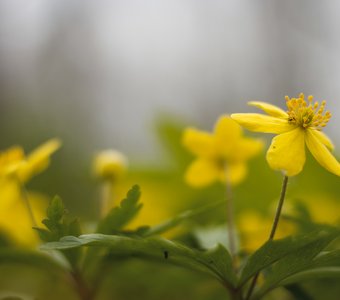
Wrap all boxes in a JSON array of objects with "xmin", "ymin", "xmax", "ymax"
[
  {"xmin": 33, "ymin": 196, "xmax": 82, "ymax": 268},
  {"xmin": 0, "ymin": 248, "xmax": 65, "ymax": 274},
  {"xmin": 253, "ymin": 230, "xmax": 340, "ymax": 299},
  {"xmin": 41, "ymin": 233, "xmax": 237, "ymax": 288},
  {"xmin": 34, "ymin": 227, "xmax": 51, "ymax": 241},
  {"xmin": 46, "ymin": 196, "xmax": 65, "ymax": 222},
  {"xmin": 0, "ymin": 248, "xmax": 80, "ymax": 300},
  {"xmin": 97, "ymin": 185, "xmax": 142, "ymax": 234},
  {"xmin": 34, "ymin": 196, "xmax": 67, "ymax": 242},
  {"xmin": 144, "ymin": 198, "xmax": 226, "ymax": 237},
  {"xmin": 239, "ymin": 229, "xmax": 339, "ymax": 287},
  {"xmin": 277, "ymin": 250, "xmax": 340, "ymax": 286}
]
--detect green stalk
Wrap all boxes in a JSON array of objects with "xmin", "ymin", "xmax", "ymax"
[
  {"xmin": 245, "ymin": 175, "xmax": 289, "ymax": 300},
  {"xmin": 226, "ymin": 179, "xmax": 236, "ymax": 264},
  {"xmin": 20, "ymin": 184, "xmax": 37, "ymax": 227}
]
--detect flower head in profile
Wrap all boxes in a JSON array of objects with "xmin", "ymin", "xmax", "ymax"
[
  {"xmin": 231, "ymin": 94, "xmax": 340, "ymax": 176},
  {"xmin": 182, "ymin": 115, "xmax": 263, "ymax": 187},
  {"xmin": 0, "ymin": 139, "xmax": 60, "ymax": 246},
  {"xmin": 0, "ymin": 138, "xmax": 61, "ymax": 183},
  {"xmin": 93, "ymin": 150, "xmax": 128, "ymax": 181}
]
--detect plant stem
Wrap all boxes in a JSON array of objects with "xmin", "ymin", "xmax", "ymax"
[
  {"xmin": 100, "ymin": 182, "xmax": 113, "ymax": 217},
  {"xmin": 72, "ymin": 270, "xmax": 94, "ymax": 300},
  {"xmin": 269, "ymin": 176, "xmax": 289, "ymax": 239},
  {"xmin": 226, "ymin": 179, "xmax": 236, "ymax": 262},
  {"xmin": 245, "ymin": 175, "xmax": 289, "ymax": 300},
  {"xmin": 20, "ymin": 184, "xmax": 37, "ymax": 227}
]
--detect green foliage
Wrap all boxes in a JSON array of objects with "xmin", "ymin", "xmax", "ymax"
[
  {"xmin": 280, "ymin": 250, "xmax": 340, "ymax": 286},
  {"xmin": 0, "ymin": 249, "xmax": 79, "ymax": 300},
  {"xmin": 0, "ymin": 248, "xmax": 65, "ymax": 274},
  {"xmin": 255, "ymin": 241, "xmax": 340, "ymax": 298},
  {"xmin": 144, "ymin": 198, "xmax": 227, "ymax": 237},
  {"xmin": 33, "ymin": 196, "xmax": 82, "ymax": 267},
  {"xmin": 41, "ymin": 233, "xmax": 237, "ymax": 288},
  {"xmin": 37, "ymin": 185, "xmax": 340, "ymax": 299},
  {"xmin": 34, "ymin": 196, "xmax": 81, "ymax": 242},
  {"xmin": 97, "ymin": 185, "xmax": 142, "ymax": 234},
  {"xmin": 239, "ymin": 229, "xmax": 339, "ymax": 288}
]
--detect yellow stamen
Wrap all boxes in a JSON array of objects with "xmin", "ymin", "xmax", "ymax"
[{"xmin": 286, "ymin": 94, "xmax": 331, "ymax": 129}]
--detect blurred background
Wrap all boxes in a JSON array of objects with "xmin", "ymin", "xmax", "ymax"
[{"xmin": 2, "ymin": 0, "xmax": 340, "ymax": 212}]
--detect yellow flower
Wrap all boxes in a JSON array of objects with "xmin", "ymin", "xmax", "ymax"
[
  {"xmin": 18, "ymin": 138, "xmax": 61, "ymax": 182},
  {"xmin": 238, "ymin": 210, "xmax": 295, "ymax": 252},
  {"xmin": 93, "ymin": 150, "xmax": 128, "ymax": 181},
  {"xmin": 231, "ymin": 94, "xmax": 340, "ymax": 176},
  {"xmin": 0, "ymin": 139, "xmax": 60, "ymax": 246},
  {"xmin": 0, "ymin": 139, "xmax": 61, "ymax": 183},
  {"xmin": 0, "ymin": 146, "xmax": 25, "ymax": 178},
  {"xmin": 182, "ymin": 115, "xmax": 263, "ymax": 187},
  {"xmin": 0, "ymin": 179, "xmax": 47, "ymax": 246}
]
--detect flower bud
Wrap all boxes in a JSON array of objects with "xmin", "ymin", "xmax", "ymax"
[{"xmin": 93, "ymin": 150, "xmax": 128, "ymax": 181}]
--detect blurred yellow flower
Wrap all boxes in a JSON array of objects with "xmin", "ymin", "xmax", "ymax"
[
  {"xmin": 18, "ymin": 138, "xmax": 61, "ymax": 183},
  {"xmin": 0, "ymin": 138, "xmax": 61, "ymax": 183},
  {"xmin": 182, "ymin": 115, "xmax": 263, "ymax": 187},
  {"xmin": 93, "ymin": 150, "xmax": 128, "ymax": 181},
  {"xmin": 231, "ymin": 94, "xmax": 340, "ymax": 176},
  {"xmin": 0, "ymin": 179, "xmax": 47, "ymax": 246},
  {"xmin": 238, "ymin": 210, "xmax": 295, "ymax": 252},
  {"xmin": 297, "ymin": 195, "xmax": 340, "ymax": 225},
  {"xmin": 0, "ymin": 146, "xmax": 25, "ymax": 178},
  {"xmin": 0, "ymin": 139, "xmax": 60, "ymax": 246}
]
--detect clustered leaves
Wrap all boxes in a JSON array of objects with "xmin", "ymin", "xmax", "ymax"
[
  {"xmin": 97, "ymin": 185, "xmax": 142, "ymax": 234},
  {"xmin": 29, "ymin": 186, "xmax": 339, "ymax": 300},
  {"xmin": 34, "ymin": 196, "xmax": 81, "ymax": 243}
]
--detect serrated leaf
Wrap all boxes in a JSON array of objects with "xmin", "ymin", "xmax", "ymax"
[
  {"xmin": 97, "ymin": 185, "xmax": 142, "ymax": 234},
  {"xmin": 47, "ymin": 196, "xmax": 65, "ymax": 222},
  {"xmin": 41, "ymin": 233, "xmax": 237, "ymax": 288},
  {"xmin": 239, "ymin": 229, "xmax": 339, "ymax": 287},
  {"xmin": 144, "ymin": 199, "xmax": 226, "ymax": 237},
  {"xmin": 34, "ymin": 195, "xmax": 82, "ymax": 242},
  {"xmin": 275, "ymin": 250, "xmax": 340, "ymax": 286},
  {"xmin": 33, "ymin": 195, "xmax": 82, "ymax": 268},
  {"xmin": 253, "ymin": 230, "xmax": 339, "ymax": 299}
]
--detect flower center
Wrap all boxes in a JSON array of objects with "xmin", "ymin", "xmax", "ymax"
[{"xmin": 285, "ymin": 93, "xmax": 331, "ymax": 129}]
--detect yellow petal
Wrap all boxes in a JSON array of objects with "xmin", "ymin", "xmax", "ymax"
[
  {"xmin": 0, "ymin": 146, "xmax": 25, "ymax": 177},
  {"xmin": 185, "ymin": 159, "xmax": 218, "ymax": 187},
  {"xmin": 266, "ymin": 128, "xmax": 306, "ymax": 176},
  {"xmin": 214, "ymin": 115, "xmax": 242, "ymax": 142},
  {"xmin": 309, "ymin": 129, "xmax": 334, "ymax": 151},
  {"xmin": 305, "ymin": 129, "xmax": 340, "ymax": 176},
  {"xmin": 182, "ymin": 128, "xmax": 215, "ymax": 158},
  {"xmin": 221, "ymin": 162, "xmax": 247, "ymax": 185},
  {"xmin": 248, "ymin": 101, "xmax": 288, "ymax": 118},
  {"xmin": 231, "ymin": 113, "xmax": 296, "ymax": 134},
  {"xmin": 230, "ymin": 138, "xmax": 264, "ymax": 161},
  {"xmin": 18, "ymin": 138, "xmax": 62, "ymax": 182}
]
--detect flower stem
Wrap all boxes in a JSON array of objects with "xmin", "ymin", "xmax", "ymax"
[
  {"xmin": 226, "ymin": 178, "xmax": 236, "ymax": 266},
  {"xmin": 245, "ymin": 175, "xmax": 289, "ymax": 300},
  {"xmin": 72, "ymin": 270, "xmax": 94, "ymax": 300},
  {"xmin": 100, "ymin": 182, "xmax": 113, "ymax": 217},
  {"xmin": 269, "ymin": 175, "xmax": 289, "ymax": 239},
  {"xmin": 20, "ymin": 184, "xmax": 37, "ymax": 227}
]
